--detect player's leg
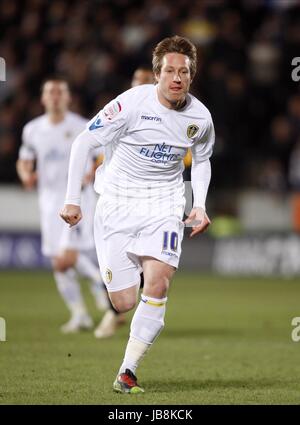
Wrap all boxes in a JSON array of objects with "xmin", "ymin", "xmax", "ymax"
[
  {"xmin": 74, "ymin": 251, "xmax": 110, "ymax": 311},
  {"xmin": 93, "ymin": 206, "xmax": 139, "ymax": 338},
  {"xmin": 61, "ymin": 215, "xmax": 123, "ymax": 335},
  {"xmin": 94, "ymin": 284, "xmax": 138, "ymax": 339},
  {"xmin": 52, "ymin": 250, "xmax": 93, "ymax": 333},
  {"xmin": 94, "ymin": 281, "xmax": 139, "ymax": 339},
  {"xmin": 95, "ymin": 272, "xmax": 144, "ymax": 335},
  {"xmin": 113, "ymin": 213, "xmax": 183, "ymax": 393},
  {"xmin": 113, "ymin": 257, "xmax": 175, "ymax": 393},
  {"xmin": 77, "ymin": 186, "xmax": 111, "ymax": 309},
  {"xmin": 59, "ymin": 221, "xmax": 110, "ymax": 312},
  {"xmin": 40, "ymin": 214, "xmax": 92, "ymax": 333}
]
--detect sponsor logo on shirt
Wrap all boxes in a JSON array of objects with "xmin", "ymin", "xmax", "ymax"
[
  {"xmin": 141, "ymin": 114, "xmax": 162, "ymax": 122},
  {"xmin": 140, "ymin": 143, "xmax": 181, "ymax": 164},
  {"xmin": 103, "ymin": 101, "xmax": 122, "ymax": 120},
  {"xmin": 89, "ymin": 115, "xmax": 104, "ymax": 131},
  {"xmin": 187, "ymin": 124, "xmax": 199, "ymax": 138}
]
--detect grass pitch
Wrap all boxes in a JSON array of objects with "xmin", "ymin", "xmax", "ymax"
[{"xmin": 0, "ymin": 270, "xmax": 300, "ymax": 405}]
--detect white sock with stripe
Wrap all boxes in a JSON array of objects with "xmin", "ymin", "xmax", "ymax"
[{"xmin": 118, "ymin": 294, "xmax": 167, "ymax": 375}]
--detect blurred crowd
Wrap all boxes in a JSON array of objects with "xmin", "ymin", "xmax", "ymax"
[{"xmin": 0, "ymin": 0, "xmax": 300, "ymax": 191}]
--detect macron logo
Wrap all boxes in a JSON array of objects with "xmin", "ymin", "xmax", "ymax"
[
  {"xmin": 89, "ymin": 115, "xmax": 104, "ymax": 131},
  {"xmin": 141, "ymin": 115, "xmax": 162, "ymax": 122}
]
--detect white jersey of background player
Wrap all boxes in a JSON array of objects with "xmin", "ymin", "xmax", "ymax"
[
  {"xmin": 17, "ymin": 79, "xmax": 109, "ymax": 334},
  {"xmin": 61, "ymin": 36, "xmax": 214, "ymax": 393}
]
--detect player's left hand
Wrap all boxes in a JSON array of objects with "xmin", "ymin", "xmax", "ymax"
[
  {"xmin": 184, "ymin": 207, "xmax": 211, "ymax": 238},
  {"xmin": 60, "ymin": 204, "xmax": 82, "ymax": 227}
]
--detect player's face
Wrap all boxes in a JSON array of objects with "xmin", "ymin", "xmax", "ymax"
[
  {"xmin": 156, "ymin": 53, "xmax": 192, "ymax": 109},
  {"xmin": 41, "ymin": 81, "xmax": 71, "ymax": 115},
  {"xmin": 131, "ymin": 70, "xmax": 154, "ymax": 87}
]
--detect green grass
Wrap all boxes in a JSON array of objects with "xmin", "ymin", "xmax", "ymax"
[{"xmin": 0, "ymin": 270, "xmax": 300, "ymax": 405}]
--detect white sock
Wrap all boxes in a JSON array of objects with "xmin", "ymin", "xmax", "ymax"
[
  {"xmin": 75, "ymin": 253, "xmax": 109, "ymax": 310},
  {"xmin": 53, "ymin": 268, "xmax": 88, "ymax": 317},
  {"xmin": 118, "ymin": 295, "xmax": 167, "ymax": 375}
]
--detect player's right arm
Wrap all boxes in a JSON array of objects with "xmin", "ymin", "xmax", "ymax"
[
  {"xmin": 17, "ymin": 123, "xmax": 37, "ymax": 190},
  {"xmin": 16, "ymin": 159, "xmax": 37, "ymax": 190},
  {"xmin": 60, "ymin": 129, "xmax": 102, "ymax": 226},
  {"xmin": 61, "ymin": 94, "xmax": 128, "ymax": 226}
]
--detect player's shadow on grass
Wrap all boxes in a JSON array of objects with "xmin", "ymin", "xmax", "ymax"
[
  {"xmin": 146, "ymin": 378, "xmax": 292, "ymax": 393},
  {"xmin": 164, "ymin": 328, "xmax": 244, "ymax": 338}
]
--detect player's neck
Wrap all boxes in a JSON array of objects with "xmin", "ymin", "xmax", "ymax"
[{"xmin": 47, "ymin": 111, "xmax": 66, "ymax": 124}]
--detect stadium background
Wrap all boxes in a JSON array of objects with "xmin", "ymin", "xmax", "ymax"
[{"xmin": 1, "ymin": 0, "xmax": 300, "ymax": 405}]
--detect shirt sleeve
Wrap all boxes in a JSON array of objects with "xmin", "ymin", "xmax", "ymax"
[
  {"xmin": 65, "ymin": 92, "xmax": 130, "ymax": 205},
  {"xmin": 191, "ymin": 118, "xmax": 215, "ymax": 163},
  {"xmin": 19, "ymin": 124, "xmax": 36, "ymax": 160},
  {"xmin": 64, "ymin": 129, "xmax": 102, "ymax": 205},
  {"xmin": 191, "ymin": 159, "xmax": 211, "ymax": 210},
  {"xmin": 86, "ymin": 94, "xmax": 128, "ymax": 146},
  {"xmin": 190, "ymin": 118, "xmax": 215, "ymax": 209}
]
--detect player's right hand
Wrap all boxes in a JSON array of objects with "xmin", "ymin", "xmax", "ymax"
[
  {"xmin": 22, "ymin": 172, "xmax": 37, "ymax": 190},
  {"xmin": 60, "ymin": 204, "xmax": 82, "ymax": 227}
]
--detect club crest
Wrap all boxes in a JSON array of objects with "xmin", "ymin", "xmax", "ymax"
[
  {"xmin": 187, "ymin": 124, "xmax": 199, "ymax": 139},
  {"xmin": 105, "ymin": 268, "xmax": 112, "ymax": 284}
]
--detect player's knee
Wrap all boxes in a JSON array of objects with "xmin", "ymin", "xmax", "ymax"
[
  {"xmin": 53, "ymin": 251, "xmax": 77, "ymax": 272},
  {"xmin": 145, "ymin": 276, "xmax": 170, "ymax": 298},
  {"xmin": 109, "ymin": 285, "xmax": 138, "ymax": 313},
  {"xmin": 53, "ymin": 257, "xmax": 73, "ymax": 272},
  {"xmin": 110, "ymin": 297, "xmax": 137, "ymax": 313}
]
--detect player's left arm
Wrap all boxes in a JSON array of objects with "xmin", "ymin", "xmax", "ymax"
[{"xmin": 185, "ymin": 118, "xmax": 215, "ymax": 238}]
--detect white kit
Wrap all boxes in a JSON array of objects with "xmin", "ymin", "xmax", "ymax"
[
  {"xmin": 65, "ymin": 85, "xmax": 215, "ymax": 291},
  {"xmin": 19, "ymin": 112, "xmax": 97, "ymax": 256}
]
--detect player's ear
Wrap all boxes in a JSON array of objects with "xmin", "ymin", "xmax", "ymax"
[
  {"xmin": 154, "ymin": 72, "xmax": 160, "ymax": 84},
  {"xmin": 189, "ymin": 68, "xmax": 194, "ymax": 84}
]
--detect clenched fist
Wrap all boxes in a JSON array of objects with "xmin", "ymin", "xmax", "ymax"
[
  {"xmin": 184, "ymin": 207, "xmax": 211, "ymax": 238},
  {"xmin": 60, "ymin": 204, "xmax": 82, "ymax": 227}
]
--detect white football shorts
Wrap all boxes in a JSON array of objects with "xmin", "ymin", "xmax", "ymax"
[{"xmin": 93, "ymin": 194, "xmax": 185, "ymax": 292}]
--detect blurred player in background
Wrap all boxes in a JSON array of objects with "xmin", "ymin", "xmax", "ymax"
[
  {"xmin": 61, "ymin": 35, "xmax": 214, "ymax": 393},
  {"xmin": 16, "ymin": 78, "xmax": 110, "ymax": 333},
  {"xmin": 131, "ymin": 67, "xmax": 154, "ymax": 87}
]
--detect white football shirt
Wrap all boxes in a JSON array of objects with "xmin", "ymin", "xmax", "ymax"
[
  {"xmin": 87, "ymin": 84, "xmax": 214, "ymax": 201},
  {"xmin": 19, "ymin": 112, "xmax": 96, "ymax": 211}
]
